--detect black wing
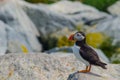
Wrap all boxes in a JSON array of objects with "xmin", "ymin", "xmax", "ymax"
[{"xmin": 79, "ymin": 45, "xmax": 100, "ymax": 65}]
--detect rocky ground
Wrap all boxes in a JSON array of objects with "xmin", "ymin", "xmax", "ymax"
[{"xmin": 0, "ymin": 53, "xmax": 119, "ymax": 80}]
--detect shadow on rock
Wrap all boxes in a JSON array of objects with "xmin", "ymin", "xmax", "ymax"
[
  {"xmin": 67, "ymin": 71, "xmax": 102, "ymax": 80},
  {"xmin": 84, "ymin": 72, "xmax": 102, "ymax": 77},
  {"xmin": 67, "ymin": 72, "xmax": 78, "ymax": 80}
]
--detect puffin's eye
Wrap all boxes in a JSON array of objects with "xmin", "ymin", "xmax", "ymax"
[{"xmin": 77, "ymin": 33, "xmax": 80, "ymax": 36}]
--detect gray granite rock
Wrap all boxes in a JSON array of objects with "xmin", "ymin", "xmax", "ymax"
[
  {"xmin": 0, "ymin": 53, "xmax": 119, "ymax": 80},
  {"xmin": 90, "ymin": 16, "xmax": 120, "ymax": 44},
  {"xmin": 20, "ymin": 0, "xmax": 109, "ymax": 35},
  {"xmin": 6, "ymin": 26, "xmax": 33, "ymax": 53},
  {"xmin": 0, "ymin": 21, "xmax": 7, "ymax": 55},
  {"xmin": 108, "ymin": 1, "xmax": 120, "ymax": 16},
  {"xmin": 0, "ymin": 0, "xmax": 42, "ymax": 53}
]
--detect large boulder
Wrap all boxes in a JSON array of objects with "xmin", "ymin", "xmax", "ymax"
[
  {"xmin": 108, "ymin": 1, "xmax": 120, "ymax": 16},
  {"xmin": 0, "ymin": 0, "xmax": 42, "ymax": 54},
  {"xmin": 20, "ymin": 0, "xmax": 110, "ymax": 35},
  {"xmin": 90, "ymin": 16, "xmax": 120, "ymax": 44},
  {"xmin": 67, "ymin": 64, "xmax": 120, "ymax": 80},
  {"xmin": 0, "ymin": 21, "xmax": 7, "ymax": 55},
  {"xmin": 0, "ymin": 53, "xmax": 119, "ymax": 80}
]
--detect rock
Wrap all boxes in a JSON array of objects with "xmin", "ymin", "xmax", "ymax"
[
  {"xmin": 6, "ymin": 26, "xmax": 33, "ymax": 53},
  {"xmin": 21, "ymin": 1, "xmax": 76, "ymax": 35},
  {"xmin": 108, "ymin": 1, "xmax": 120, "ymax": 16},
  {"xmin": 0, "ymin": 0, "xmax": 42, "ymax": 53},
  {"xmin": 111, "ymin": 54, "xmax": 120, "ymax": 63},
  {"xmin": 0, "ymin": 21, "xmax": 7, "ymax": 55},
  {"xmin": 0, "ymin": 53, "xmax": 119, "ymax": 80},
  {"xmin": 45, "ymin": 46, "xmax": 73, "ymax": 53},
  {"xmin": 67, "ymin": 65, "xmax": 120, "ymax": 80},
  {"xmin": 91, "ymin": 16, "xmax": 120, "ymax": 44},
  {"xmin": 0, "ymin": 0, "xmax": 9, "ymax": 7},
  {"xmin": 20, "ymin": 0, "xmax": 109, "ymax": 35}
]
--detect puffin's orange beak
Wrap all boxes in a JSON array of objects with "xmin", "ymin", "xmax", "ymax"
[{"xmin": 68, "ymin": 34, "xmax": 74, "ymax": 41}]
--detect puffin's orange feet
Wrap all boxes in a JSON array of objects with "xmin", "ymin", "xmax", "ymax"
[
  {"xmin": 78, "ymin": 70, "xmax": 90, "ymax": 73},
  {"xmin": 78, "ymin": 65, "xmax": 91, "ymax": 73}
]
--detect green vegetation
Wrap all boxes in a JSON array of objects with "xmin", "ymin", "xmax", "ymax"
[
  {"xmin": 70, "ymin": 0, "xmax": 118, "ymax": 12},
  {"xmin": 57, "ymin": 36, "xmax": 74, "ymax": 47},
  {"xmin": 25, "ymin": 0, "xmax": 58, "ymax": 4},
  {"xmin": 99, "ymin": 37, "xmax": 120, "ymax": 63},
  {"xmin": 86, "ymin": 32, "xmax": 104, "ymax": 48},
  {"xmin": 82, "ymin": 0, "xmax": 117, "ymax": 12},
  {"xmin": 99, "ymin": 38, "xmax": 117, "ymax": 58},
  {"xmin": 39, "ymin": 35, "xmax": 74, "ymax": 51},
  {"xmin": 25, "ymin": 0, "xmax": 117, "ymax": 12},
  {"xmin": 112, "ymin": 60, "xmax": 120, "ymax": 64},
  {"xmin": 38, "ymin": 36, "xmax": 58, "ymax": 51},
  {"xmin": 71, "ymin": 0, "xmax": 117, "ymax": 12}
]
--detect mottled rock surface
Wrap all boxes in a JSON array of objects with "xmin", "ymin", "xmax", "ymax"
[
  {"xmin": 20, "ymin": 0, "xmax": 109, "ymax": 35},
  {"xmin": 0, "ymin": 0, "xmax": 42, "ymax": 54},
  {"xmin": 91, "ymin": 16, "xmax": 120, "ymax": 44},
  {"xmin": 0, "ymin": 53, "xmax": 119, "ymax": 80},
  {"xmin": 108, "ymin": 1, "xmax": 120, "ymax": 16}
]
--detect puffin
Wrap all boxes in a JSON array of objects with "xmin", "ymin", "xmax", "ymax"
[{"xmin": 68, "ymin": 31, "xmax": 107, "ymax": 73}]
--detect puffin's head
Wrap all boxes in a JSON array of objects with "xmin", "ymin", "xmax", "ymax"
[{"xmin": 68, "ymin": 31, "xmax": 85, "ymax": 41}]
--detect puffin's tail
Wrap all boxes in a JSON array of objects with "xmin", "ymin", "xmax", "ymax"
[{"xmin": 96, "ymin": 62, "xmax": 107, "ymax": 69}]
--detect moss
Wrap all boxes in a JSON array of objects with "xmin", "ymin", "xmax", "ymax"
[
  {"xmin": 21, "ymin": 45, "xmax": 29, "ymax": 54},
  {"xmin": 99, "ymin": 37, "xmax": 118, "ymax": 58},
  {"xmin": 112, "ymin": 60, "xmax": 120, "ymax": 64},
  {"xmin": 86, "ymin": 32, "xmax": 104, "ymax": 48},
  {"xmin": 57, "ymin": 36, "xmax": 74, "ymax": 47},
  {"xmin": 75, "ymin": 25, "xmax": 82, "ymax": 31},
  {"xmin": 116, "ymin": 48, "xmax": 120, "ymax": 53}
]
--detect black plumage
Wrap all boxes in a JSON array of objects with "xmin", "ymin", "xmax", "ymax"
[{"xmin": 75, "ymin": 32, "xmax": 107, "ymax": 69}]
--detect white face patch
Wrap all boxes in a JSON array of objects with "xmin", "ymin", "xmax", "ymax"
[{"xmin": 74, "ymin": 33, "xmax": 85, "ymax": 41}]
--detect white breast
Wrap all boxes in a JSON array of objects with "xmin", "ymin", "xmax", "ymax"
[{"xmin": 72, "ymin": 44, "xmax": 90, "ymax": 66}]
